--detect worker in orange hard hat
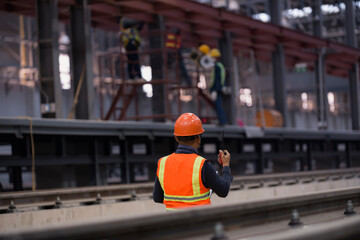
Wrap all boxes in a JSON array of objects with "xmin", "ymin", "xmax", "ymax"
[{"xmin": 153, "ymin": 113, "xmax": 232, "ymax": 210}]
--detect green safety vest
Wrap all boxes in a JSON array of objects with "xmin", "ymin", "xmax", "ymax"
[
  {"xmin": 121, "ymin": 28, "xmax": 141, "ymax": 48},
  {"xmin": 210, "ymin": 61, "xmax": 226, "ymax": 88}
]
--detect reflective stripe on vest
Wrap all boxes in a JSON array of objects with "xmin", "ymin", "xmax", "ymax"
[
  {"xmin": 165, "ymin": 33, "xmax": 181, "ymax": 49},
  {"xmin": 121, "ymin": 28, "xmax": 140, "ymax": 47},
  {"xmin": 158, "ymin": 155, "xmax": 169, "ymax": 190},
  {"xmin": 210, "ymin": 61, "xmax": 225, "ymax": 88},
  {"xmin": 157, "ymin": 154, "xmax": 210, "ymax": 209}
]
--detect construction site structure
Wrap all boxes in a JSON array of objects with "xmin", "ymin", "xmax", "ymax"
[{"xmin": 1, "ymin": 0, "xmax": 360, "ymax": 130}]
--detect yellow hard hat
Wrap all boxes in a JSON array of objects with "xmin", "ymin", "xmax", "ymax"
[
  {"xmin": 210, "ymin": 48, "xmax": 221, "ymax": 57},
  {"xmin": 198, "ymin": 44, "xmax": 210, "ymax": 54}
]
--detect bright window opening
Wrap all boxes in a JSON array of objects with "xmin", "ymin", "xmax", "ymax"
[
  {"xmin": 197, "ymin": 74, "xmax": 207, "ymax": 89},
  {"xmin": 328, "ymin": 92, "xmax": 335, "ymax": 113},
  {"xmin": 239, "ymin": 88, "xmax": 253, "ymax": 107},
  {"xmin": 301, "ymin": 92, "xmax": 308, "ymax": 110},
  {"xmin": 141, "ymin": 65, "xmax": 153, "ymax": 98},
  {"xmin": 59, "ymin": 53, "xmax": 71, "ymax": 90}
]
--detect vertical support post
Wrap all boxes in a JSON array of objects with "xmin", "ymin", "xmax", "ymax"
[
  {"xmin": 93, "ymin": 139, "xmax": 100, "ymax": 185},
  {"xmin": 121, "ymin": 140, "xmax": 131, "ymax": 183},
  {"xmin": 218, "ymin": 31, "xmax": 236, "ymax": 124},
  {"xmin": 99, "ymin": 56, "xmax": 104, "ymax": 119},
  {"xmin": 70, "ymin": 0, "xmax": 94, "ymax": 119},
  {"xmin": 12, "ymin": 167, "xmax": 23, "ymax": 191},
  {"xmin": 345, "ymin": 0, "xmax": 360, "ymax": 130},
  {"xmin": 149, "ymin": 16, "xmax": 166, "ymax": 122},
  {"xmin": 306, "ymin": 142, "xmax": 313, "ymax": 171},
  {"xmin": 313, "ymin": 0, "xmax": 328, "ymax": 130},
  {"xmin": 345, "ymin": 142, "xmax": 352, "ymax": 168},
  {"xmin": 270, "ymin": 0, "xmax": 288, "ymax": 127},
  {"xmin": 36, "ymin": 0, "xmax": 63, "ymax": 118},
  {"xmin": 255, "ymin": 141, "xmax": 264, "ymax": 174}
]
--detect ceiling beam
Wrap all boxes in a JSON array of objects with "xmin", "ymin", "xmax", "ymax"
[
  {"xmin": 90, "ymin": 3, "xmax": 121, "ymax": 16},
  {"xmin": 156, "ymin": 0, "xmax": 220, "ymax": 17},
  {"xmin": 115, "ymin": 0, "xmax": 155, "ymax": 13},
  {"xmin": 188, "ymin": 14, "xmax": 222, "ymax": 29}
]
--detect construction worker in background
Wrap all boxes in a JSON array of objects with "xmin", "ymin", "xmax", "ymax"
[
  {"xmin": 165, "ymin": 28, "xmax": 192, "ymax": 86},
  {"xmin": 119, "ymin": 18, "xmax": 145, "ymax": 82},
  {"xmin": 210, "ymin": 48, "xmax": 227, "ymax": 125},
  {"xmin": 153, "ymin": 113, "xmax": 232, "ymax": 210}
]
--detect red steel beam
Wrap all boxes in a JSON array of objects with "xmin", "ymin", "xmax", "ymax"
[
  {"xmin": 194, "ymin": 29, "xmax": 223, "ymax": 38},
  {"xmin": 326, "ymin": 59, "xmax": 353, "ymax": 70},
  {"xmin": 327, "ymin": 42, "xmax": 360, "ymax": 57},
  {"xmin": 252, "ymin": 30, "xmax": 278, "ymax": 41},
  {"xmin": 157, "ymin": 9, "xmax": 186, "ymax": 19},
  {"xmin": 187, "ymin": 14, "xmax": 222, "ymax": 29},
  {"xmin": 282, "ymin": 40, "xmax": 303, "ymax": 49},
  {"xmin": 58, "ymin": 0, "xmax": 76, "ymax": 5},
  {"xmin": 233, "ymin": 38, "xmax": 252, "ymax": 47},
  {"xmin": 285, "ymin": 49, "xmax": 318, "ymax": 61},
  {"xmin": 92, "ymin": 16, "xmax": 117, "ymax": 27},
  {"xmin": 253, "ymin": 43, "xmax": 276, "ymax": 52},
  {"xmin": 91, "ymin": 3, "xmax": 121, "ymax": 16},
  {"xmin": 326, "ymin": 53, "xmax": 357, "ymax": 64},
  {"xmin": 327, "ymin": 68, "xmax": 348, "ymax": 78},
  {"xmin": 123, "ymin": 12, "xmax": 154, "ymax": 23},
  {"xmin": 4, "ymin": 0, "xmax": 34, "ymax": 8},
  {"xmin": 155, "ymin": 0, "xmax": 220, "ymax": 17},
  {"xmin": 281, "ymin": 28, "xmax": 326, "ymax": 48},
  {"xmin": 165, "ymin": 21, "xmax": 192, "ymax": 32},
  {"xmin": 93, "ymin": 22, "xmax": 119, "ymax": 32},
  {"xmin": 116, "ymin": 1, "xmax": 155, "ymax": 13},
  {"xmin": 221, "ymin": 11, "xmax": 280, "ymax": 34},
  {"xmin": 255, "ymin": 52, "xmax": 272, "ymax": 62},
  {"xmin": 223, "ymin": 23, "xmax": 251, "ymax": 35}
]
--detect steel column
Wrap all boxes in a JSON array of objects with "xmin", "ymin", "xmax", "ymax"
[
  {"xmin": 255, "ymin": 141, "xmax": 264, "ymax": 174},
  {"xmin": 218, "ymin": 31, "xmax": 236, "ymax": 124},
  {"xmin": 121, "ymin": 140, "xmax": 130, "ymax": 184},
  {"xmin": 345, "ymin": 0, "xmax": 360, "ymax": 130},
  {"xmin": 313, "ymin": 0, "xmax": 328, "ymax": 130},
  {"xmin": 12, "ymin": 166, "xmax": 23, "ymax": 191},
  {"xmin": 36, "ymin": 0, "xmax": 63, "ymax": 118},
  {"xmin": 70, "ymin": 0, "xmax": 94, "ymax": 119},
  {"xmin": 92, "ymin": 139, "xmax": 100, "ymax": 186},
  {"xmin": 149, "ymin": 16, "xmax": 166, "ymax": 122},
  {"xmin": 270, "ymin": 0, "xmax": 288, "ymax": 127}
]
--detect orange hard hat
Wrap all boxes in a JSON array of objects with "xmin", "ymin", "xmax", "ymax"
[{"xmin": 174, "ymin": 113, "xmax": 205, "ymax": 136}]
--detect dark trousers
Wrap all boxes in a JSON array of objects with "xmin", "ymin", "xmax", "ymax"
[
  {"xmin": 214, "ymin": 91, "xmax": 227, "ymax": 125},
  {"xmin": 126, "ymin": 43, "xmax": 141, "ymax": 80},
  {"xmin": 178, "ymin": 51, "xmax": 192, "ymax": 86}
]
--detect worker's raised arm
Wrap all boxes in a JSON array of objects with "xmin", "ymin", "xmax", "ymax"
[
  {"xmin": 218, "ymin": 149, "xmax": 230, "ymax": 167},
  {"xmin": 202, "ymin": 152, "xmax": 232, "ymax": 198}
]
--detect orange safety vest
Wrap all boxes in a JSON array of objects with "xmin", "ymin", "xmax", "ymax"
[
  {"xmin": 165, "ymin": 33, "xmax": 181, "ymax": 50},
  {"xmin": 157, "ymin": 153, "xmax": 211, "ymax": 210}
]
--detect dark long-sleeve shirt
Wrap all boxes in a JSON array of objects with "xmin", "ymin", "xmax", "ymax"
[{"xmin": 153, "ymin": 145, "xmax": 233, "ymax": 203}]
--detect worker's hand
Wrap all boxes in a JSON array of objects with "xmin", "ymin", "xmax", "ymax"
[
  {"xmin": 210, "ymin": 91, "xmax": 217, "ymax": 101},
  {"xmin": 218, "ymin": 150, "xmax": 230, "ymax": 167}
]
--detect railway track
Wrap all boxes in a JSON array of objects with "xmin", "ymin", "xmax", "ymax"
[
  {"xmin": 1, "ymin": 168, "xmax": 360, "ymax": 213},
  {"xmin": 1, "ymin": 185, "xmax": 360, "ymax": 240}
]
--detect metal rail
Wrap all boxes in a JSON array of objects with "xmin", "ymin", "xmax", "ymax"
[
  {"xmin": 1, "ymin": 168, "xmax": 359, "ymax": 211},
  {"xmin": 1, "ymin": 186, "xmax": 359, "ymax": 240}
]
